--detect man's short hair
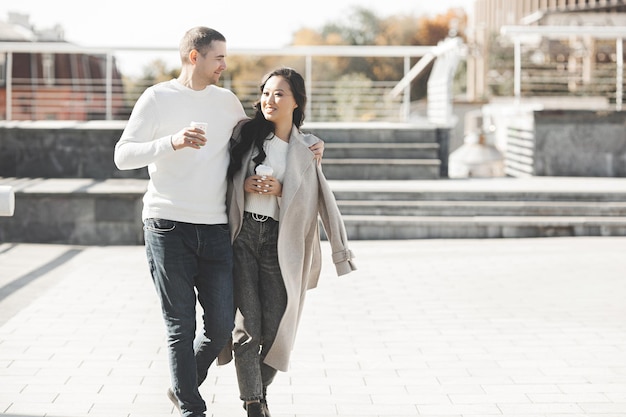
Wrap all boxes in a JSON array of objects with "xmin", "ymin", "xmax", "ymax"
[{"xmin": 179, "ymin": 27, "xmax": 226, "ymax": 63}]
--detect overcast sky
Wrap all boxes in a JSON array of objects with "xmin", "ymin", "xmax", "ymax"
[{"xmin": 1, "ymin": 0, "xmax": 474, "ymax": 75}]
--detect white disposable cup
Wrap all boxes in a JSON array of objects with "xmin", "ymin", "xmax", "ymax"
[
  {"xmin": 190, "ymin": 121, "xmax": 208, "ymax": 133},
  {"xmin": 255, "ymin": 164, "xmax": 273, "ymax": 177}
]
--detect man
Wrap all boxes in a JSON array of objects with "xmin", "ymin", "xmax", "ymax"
[{"xmin": 114, "ymin": 27, "xmax": 322, "ymax": 417}]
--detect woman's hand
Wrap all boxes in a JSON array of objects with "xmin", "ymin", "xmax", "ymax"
[{"xmin": 244, "ymin": 175, "xmax": 283, "ymax": 197}]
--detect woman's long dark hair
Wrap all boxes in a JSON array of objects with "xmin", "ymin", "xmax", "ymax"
[{"xmin": 228, "ymin": 67, "xmax": 307, "ymax": 179}]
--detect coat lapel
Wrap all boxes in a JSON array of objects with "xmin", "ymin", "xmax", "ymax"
[{"xmin": 279, "ymin": 128, "xmax": 317, "ymax": 218}]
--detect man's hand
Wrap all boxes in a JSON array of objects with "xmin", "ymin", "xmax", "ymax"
[
  {"xmin": 309, "ymin": 140, "xmax": 324, "ymax": 165},
  {"xmin": 170, "ymin": 126, "xmax": 207, "ymax": 150}
]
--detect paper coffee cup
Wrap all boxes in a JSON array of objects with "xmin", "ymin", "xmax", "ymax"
[
  {"xmin": 190, "ymin": 121, "xmax": 208, "ymax": 133},
  {"xmin": 255, "ymin": 164, "xmax": 273, "ymax": 177}
]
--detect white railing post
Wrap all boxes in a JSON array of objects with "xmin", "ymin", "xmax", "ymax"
[
  {"xmin": 616, "ymin": 37, "xmax": 623, "ymax": 111},
  {"xmin": 514, "ymin": 38, "xmax": 521, "ymax": 101},
  {"xmin": 6, "ymin": 52, "xmax": 12, "ymax": 121},
  {"xmin": 403, "ymin": 55, "xmax": 411, "ymax": 121},
  {"xmin": 106, "ymin": 52, "xmax": 113, "ymax": 120}
]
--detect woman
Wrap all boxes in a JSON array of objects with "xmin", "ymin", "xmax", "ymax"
[{"xmin": 225, "ymin": 67, "xmax": 357, "ymax": 417}]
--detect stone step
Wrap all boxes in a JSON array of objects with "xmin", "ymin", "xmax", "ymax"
[
  {"xmin": 322, "ymin": 159, "xmax": 441, "ymax": 180},
  {"xmin": 309, "ymin": 124, "xmax": 447, "ymax": 179},
  {"xmin": 324, "ymin": 143, "xmax": 439, "ymax": 159},
  {"xmin": 329, "ymin": 179, "xmax": 626, "ymax": 202},
  {"xmin": 3, "ymin": 177, "xmax": 626, "ymax": 244},
  {"xmin": 338, "ymin": 200, "xmax": 626, "ymax": 216},
  {"xmin": 306, "ymin": 123, "xmax": 447, "ymax": 180},
  {"xmin": 305, "ymin": 122, "xmax": 442, "ymax": 143},
  {"xmin": 342, "ymin": 215, "xmax": 626, "ymax": 239}
]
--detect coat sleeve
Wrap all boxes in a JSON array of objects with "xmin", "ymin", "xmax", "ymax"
[{"xmin": 315, "ymin": 164, "xmax": 357, "ymax": 276}]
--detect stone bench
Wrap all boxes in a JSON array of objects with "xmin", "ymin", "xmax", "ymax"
[
  {"xmin": 3, "ymin": 176, "xmax": 626, "ymax": 244},
  {"xmin": 0, "ymin": 178, "xmax": 146, "ymax": 245}
]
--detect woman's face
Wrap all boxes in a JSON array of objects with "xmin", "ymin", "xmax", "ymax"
[{"xmin": 261, "ymin": 76, "xmax": 298, "ymax": 127}]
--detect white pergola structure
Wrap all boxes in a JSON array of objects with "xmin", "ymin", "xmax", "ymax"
[{"xmin": 500, "ymin": 25, "xmax": 626, "ymax": 110}]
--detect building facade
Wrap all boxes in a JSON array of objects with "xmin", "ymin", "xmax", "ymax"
[{"xmin": 0, "ymin": 13, "xmax": 124, "ymax": 121}]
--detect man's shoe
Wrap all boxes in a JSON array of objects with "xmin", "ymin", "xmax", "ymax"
[{"xmin": 167, "ymin": 388, "xmax": 181, "ymax": 413}]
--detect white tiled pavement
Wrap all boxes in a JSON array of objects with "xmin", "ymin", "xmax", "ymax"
[{"xmin": 1, "ymin": 237, "xmax": 625, "ymax": 417}]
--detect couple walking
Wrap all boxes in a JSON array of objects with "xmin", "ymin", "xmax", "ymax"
[{"xmin": 114, "ymin": 26, "xmax": 356, "ymax": 417}]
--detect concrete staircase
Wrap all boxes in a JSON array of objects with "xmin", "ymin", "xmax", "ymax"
[
  {"xmin": 0, "ymin": 121, "xmax": 452, "ymax": 244},
  {"xmin": 330, "ymin": 178, "xmax": 626, "ymax": 239},
  {"xmin": 1, "ymin": 122, "xmax": 626, "ymax": 244},
  {"xmin": 304, "ymin": 123, "xmax": 448, "ymax": 180}
]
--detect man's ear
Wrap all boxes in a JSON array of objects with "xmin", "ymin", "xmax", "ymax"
[{"xmin": 189, "ymin": 49, "xmax": 198, "ymax": 64}]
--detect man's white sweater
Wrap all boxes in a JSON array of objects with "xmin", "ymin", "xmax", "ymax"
[{"xmin": 115, "ymin": 79, "xmax": 246, "ymax": 224}]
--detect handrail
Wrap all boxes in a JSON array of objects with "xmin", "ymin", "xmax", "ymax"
[
  {"xmin": 0, "ymin": 42, "xmax": 433, "ymax": 56},
  {"xmin": 500, "ymin": 25, "xmax": 626, "ymax": 110},
  {"xmin": 388, "ymin": 37, "xmax": 465, "ymax": 98},
  {"xmin": 388, "ymin": 37, "xmax": 466, "ymax": 124},
  {"xmin": 500, "ymin": 25, "xmax": 626, "ymax": 39}
]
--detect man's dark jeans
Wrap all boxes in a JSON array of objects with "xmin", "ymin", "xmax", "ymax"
[{"xmin": 144, "ymin": 219, "xmax": 234, "ymax": 417}]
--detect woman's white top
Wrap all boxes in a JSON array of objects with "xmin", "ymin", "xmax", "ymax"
[{"xmin": 243, "ymin": 134, "xmax": 288, "ymax": 221}]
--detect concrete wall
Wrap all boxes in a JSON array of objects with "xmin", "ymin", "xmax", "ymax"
[
  {"xmin": 0, "ymin": 121, "xmax": 148, "ymax": 180},
  {"xmin": 483, "ymin": 106, "xmax": 626, "ymax": 178},
  {"xmin": 534, "ymin": 110, "xmax": 626, "ymax": 177}
]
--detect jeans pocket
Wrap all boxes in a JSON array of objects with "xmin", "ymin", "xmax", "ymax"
[
  {"xmin": 144, "ymin": 218, "xmax": 176, "ymax": 233},
  {"xmin": 215, "ymin": 223, "xmax": 230, "ymax": 233}
]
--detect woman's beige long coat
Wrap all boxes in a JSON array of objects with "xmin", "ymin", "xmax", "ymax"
[{"xmin": 223, "ymin": 125, "xmax": 356, "ymax": 372}]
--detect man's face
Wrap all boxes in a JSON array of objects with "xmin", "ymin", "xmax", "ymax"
[{"xmin": 194, "ymin": 41, "xmax": 227, "ymax": 86}]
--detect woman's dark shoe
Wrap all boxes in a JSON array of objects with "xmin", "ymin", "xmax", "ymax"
[{"xmin": 246, "ymin": 401, "xmax": 265, "ymax": 417}]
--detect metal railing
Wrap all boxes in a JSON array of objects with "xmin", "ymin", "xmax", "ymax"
[
  {"xmin": 500, "ymin": 25, "xmax": 626, "ymax": 110},
  {"xmin": 0, "ymin": 42, "xmax": 454, "ymax": 123}
]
